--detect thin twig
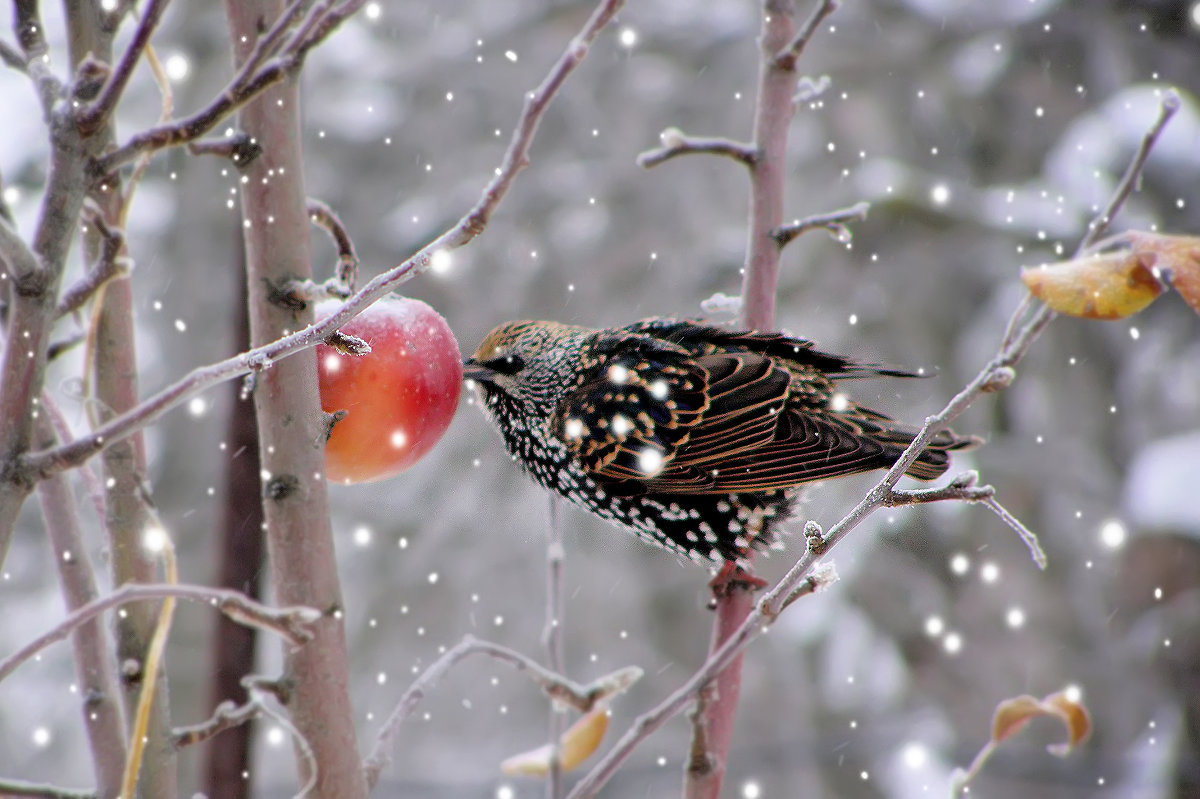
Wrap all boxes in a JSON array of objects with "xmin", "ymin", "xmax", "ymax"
[
  {"xmin": 0, "ymin": 583, "xmax": 321, "ymax": 684},
  {"xmin": 76, "ymin": 0, "xmax": 172, "ymax": 135},
  {"xmin": 0, "ymin": 778, "xmax": 94, "ymax": 799},
  {"xmin": 21, "ymin": 0, "xmax": 626, "ymax": 483},
  {"xmin": 307, "ymin": 198, "xmax": 358, "ymax": 295},
  {"xmin": 362, "ymin": 634, "xmax": 640, "ymax": 789},
  {"xmin": 0, "ymin": 38, "xmax": 27, "ymax": 72},
  {"xmin": 567, "ymin": 85, "xmax": 1181, "ymax": 799},
  {"xmin": 186, "ymin": 133, "xmax": 264, "ymax": 166},
  {"xmin": 774, "ymin": 0, "xmax": 839, "ymax": 71},
  {"xmin": 545, "ymin": 496, "xmax": 567, "ymax": 799},
  {"xmin": 57, "ymin": 205, "xmax": 129, "ymax": 317},
  {"xmin": 770, "ymin": 200, "xmax": 869, "ymax": 247},
  {"xmin": 636, "ymin": 129, "xmax": 757, "ymax": 169},
  {"xmin": 0, "ymin": 213, "xmax": 42, "ymax": 284},
  {"xmin": 247, "ymin": 684, "xmax": 319, "ymax": 799},
  {"xmin": 94, "ymin": 0, "xmax": 363, "ymax": 174},
  {"xmin": 172, "ymin": 698, "xmax": 262, "ymax": 749}
]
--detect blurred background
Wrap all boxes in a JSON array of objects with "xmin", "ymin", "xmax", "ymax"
[{"xmin": 2, "ymin": 0, "xmax": 1200, "ymax": 796}]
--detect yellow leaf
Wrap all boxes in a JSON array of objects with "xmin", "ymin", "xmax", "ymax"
[
  {"xmin": 1120, "ymin": 231, "xmax": 1200, "ymax": 315},
  {"xmin": 500, "ymin": 706, "xmax": 610, "ymax": 777},
  {"xmin": 1021, "ymin": 250, "xmax": 1167, "ymax": 319},
  {"xmin": 990, "ymin": 690, "xmax": 1092, "ymax": 756}
]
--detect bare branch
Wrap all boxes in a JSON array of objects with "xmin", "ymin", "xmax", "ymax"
[
  {"xmin": 21, "ymin": 0, "xmax": 625, "ymax": 482},
  {"xmin": 774, "ymin": 0, "xmax": 839, "ymax": 71},
  {"xmin": 172, "ymin": 698, "xmax": 261, "ymax": 750},
  {"xmin": 0, "ymin": 38, "xmax": 26, "ymax": 72},
  {"xmin": 246, "ymin": 683, "xmax": 318, "ymax": 799},
  {"xmin": 770, "ymin": 200, "xmax": 869, "ymax": 248},
  {"xmin": 186, "ymin": 132, "xmax": 263, "ymax": 167},
  {"xmin": 567, "ymin": 83, "xmax": 1180, "ymax": 799},
  {"xmin": 0, "ymin": 583, "xmax": 321, "ymax": 685},
  {"xmin": 56, "ymin": 205, "xmax": 129, "ymax": 317},
  {"xmin": 76, "ymin": 0, "xmax": 172, "ymax": 135},
  {"xmin": 307, "ymin": 198, "xmax": 358, "ymax": 296},
  {"xmin": 544, "ymin": 496, "xmax": 567, "ymax": 798},
  {"xmin": 0, "ymin": 778, "xmax": 94, "ymax": 799},
  {"xmin": 0, "ymin": 214, "xmax": 42, "ymax": 284},
  {"xmin": 980, "ymin": 496, "xmax": 1047, "ymax": 569},
  {"xmin": 94, "ymin": 0, "xmax": 363, "ymax": 174},
  {"xmin": 636, "ymin": 128, "xmax": 756, "ymax": 169},
  {"xmin": 363, "ymin": 634, "xmax": 641, "ymax": 790},
  {"xmin": 14, "ymin": 0, "xmax": 65, "ymax": 109}
]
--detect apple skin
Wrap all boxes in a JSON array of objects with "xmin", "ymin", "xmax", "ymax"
[{"xmin": 314, "ymin": 297, "xmax": 462, "ymax": 484}]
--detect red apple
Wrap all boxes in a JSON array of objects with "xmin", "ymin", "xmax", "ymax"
[{"xmin": 315, "ymin": 297, "xmax": 462, "ymax": 484}]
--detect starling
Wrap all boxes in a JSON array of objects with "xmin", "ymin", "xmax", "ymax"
[{"xmin": 464, "ymin": 318, "xmax": 973, "ymax": 565}]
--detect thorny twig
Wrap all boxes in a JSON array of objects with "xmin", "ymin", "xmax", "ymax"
[{"xmin": 565, "ymin": 86, "xmax": 1182, "ymax": 799}]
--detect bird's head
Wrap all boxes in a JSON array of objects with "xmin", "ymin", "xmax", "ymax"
[{"xmin": 463, "ymin": 320, "xmax": 591, "ymax": 413}]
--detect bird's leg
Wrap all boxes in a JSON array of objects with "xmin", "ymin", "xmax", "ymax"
[{"xmin": 707, "ymin": 560, "xmax": 767, "ymax": 607}]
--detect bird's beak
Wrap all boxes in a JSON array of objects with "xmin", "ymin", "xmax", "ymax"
[{"xmin": 462, "ymin": 358, "xmax": 491, "ymax": 383}]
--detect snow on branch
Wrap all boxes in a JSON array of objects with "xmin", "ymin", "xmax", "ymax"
[
  {"xmin": 19, "ymin": 0, "xmax": 626, "ymax": 484},
  {"xmin": 636, "ymin": 128, "xmax": 757, "ymax": 169},
  {"xmin": 0, "ymin": 584, "xmax": 321, "ymax": 685},
  {"xmin": 564, "ymin": 85, "xmax": 1182, "ymax": 799}
]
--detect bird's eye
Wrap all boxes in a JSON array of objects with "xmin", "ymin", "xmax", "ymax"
[{"xmin": 483, "ymin": 353, "xmax": 526, "ymax": 375}]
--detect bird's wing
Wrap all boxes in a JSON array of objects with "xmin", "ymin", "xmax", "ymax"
[{"xmin": 551, "ymin": 333, "xmax": 911, "ymax": 494}]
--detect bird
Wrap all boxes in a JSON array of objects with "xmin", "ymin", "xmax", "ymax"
[{"xmin": 463, "ymin": 317, "xmax": 974, "ymax": 567}]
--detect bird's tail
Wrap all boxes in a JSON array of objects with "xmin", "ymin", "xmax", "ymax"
[{"xmin": 877, "ymin": 425, "xmax": 980, "ymax": 480}]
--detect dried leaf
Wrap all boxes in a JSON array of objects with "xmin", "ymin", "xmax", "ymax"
[
  {"xmin": 991, "ymin": 690, "xmax": 1092, "ymax": 756},
  {"xmin": 500, "ymin": 706, "xmax": 610, "ymax": 776},
  {"xmin": 1022, "ymin": 250, "xmax": 1167, "ymax": 319},
  {"xmin": 1121, "ymin": 231, "xmax": 1200, "ymax": 315}
]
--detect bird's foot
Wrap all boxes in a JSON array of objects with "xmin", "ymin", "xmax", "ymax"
[{"xmin": 708, "ymin": 560, "xmax": 767, "ymax": 604}]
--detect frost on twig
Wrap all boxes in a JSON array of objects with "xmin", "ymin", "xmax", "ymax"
[
  {"xmin": 637, "ymin": 127, "xmax": 756, "ymax": 169},
  {"xmin": 771, "ymin": 201, "xmax": 870, "ymax": 248},
  {"xmin": 0, "ymin": 583, "xmax": 321, "ymax": 685},
  {"xmin": 18, "ymin": 0, "xmax": 627, "ymax": 484},
  {"xmin": 362, "ymin": 633, "xmax": 641, "ymax": 790},
  {"xmin": 568, "ymin": 85, "xmax": 1181, "ymax": 799}
]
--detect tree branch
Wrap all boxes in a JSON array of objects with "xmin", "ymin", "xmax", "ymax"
[
  {"xmin": 774, "ymin": 0, "xmax": 838, "ymax": 71},
  {"xmin": 307, "ymin": 198, "xmax": 358, "ymax": 296},
  {"xmin": 544, "ymin": 497, "xmax": 567, "ymax": 798},
  {"xmin": 567, "ymin": 78, "xmax": 1181, "ymax": 799},
  {"xmin": 0, "ymin": 583, "xmax": 320, "ymax": 685},
  {"xmin": 172, "ymin": 697, "xmax": 261, "ymax": 750},
  {"xmin": 76, "ymin": 0, "xmax": 172, "ymax": 135},
  {"xmin": 636, "ymin": 129, "xmax": 757, "ymax": 169},
  {"xmin": 770, "ymin": 200, "xmax": 869, "ymax": 248},
  {"xmin": 20, "ymin": 0, "xmax": 626, "ymax": 483},
  {"xmin": 0, "ymin": 778, "xmax": 94, "ymax": 799},
  {"xmin": 362, "ymin": 633, "xmax": 640, "ymax": 790},
  {"xmin": 93, "ymin": 0, "xmax": 360, "ymax": 175},
  {"xmin": 56, "ymin": 204, "xmax": 129, "ymax": 317}
]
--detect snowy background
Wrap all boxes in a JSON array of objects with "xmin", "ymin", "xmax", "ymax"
[{"xmin": 2, "ymin": 0, "xmax": 1200, "ymax": 797}]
